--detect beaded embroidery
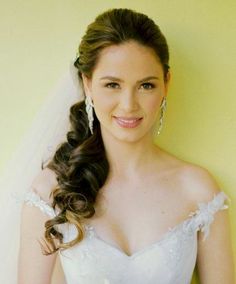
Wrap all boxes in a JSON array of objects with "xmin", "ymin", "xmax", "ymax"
[
  {"xmin": 187, "ymin": 191, "xmax": 230, "ymax": 241},
  {"xmin": 21, "ymin": 190, "xmax": 230, "ymax": 284},
  {"xmin": 23, "ymin": 190, "xmax": 56, "ymax": 218},
  {"xmin": 22, "ymin": 190, "xmax": 230, "ymax": 243}
]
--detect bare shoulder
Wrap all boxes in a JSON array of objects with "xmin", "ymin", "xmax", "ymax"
[
  {"xmin": 30, "ymin": 167, "xmax": 58, "ymax": 203},
  {"xmin": 178, "ymin": 161, "xmax": 222, "ymax": 204},
  {"xmin": 158, "ymin": 147, "xmax": 222, "ymax": 203}
]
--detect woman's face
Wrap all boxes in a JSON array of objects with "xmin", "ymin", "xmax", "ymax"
[{"xmin": 82, "ymin": 40, "xmax": 170, "ymax": 143}]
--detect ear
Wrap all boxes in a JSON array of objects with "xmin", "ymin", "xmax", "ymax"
[{"xmin": 81, "ymin": 73, "xmax": 92, "ymax": 97}]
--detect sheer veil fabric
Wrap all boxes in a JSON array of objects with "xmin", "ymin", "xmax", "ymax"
[{"xmin": 0, "ymin": 63, "xmax": 84, "ymax": 283}]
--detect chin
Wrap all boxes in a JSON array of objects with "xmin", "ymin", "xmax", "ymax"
[{"xmin": 109, "ymin": 128, "xmax": 149, "ymax": 144}]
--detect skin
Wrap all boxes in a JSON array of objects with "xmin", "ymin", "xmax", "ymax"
[
  {"xmin": 82, "ymin": 40, "xmax": 235, "ymax": 283},
  {"xmin": 82, "ymin": 41, "xmax": 170, "ymax": 178},
  {"xmin": 18, "ymin": 40, "xmax": 235, "ymax": 283}
]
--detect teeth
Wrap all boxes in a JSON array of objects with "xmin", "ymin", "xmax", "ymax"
[{"xmin": 118, "ymin": 119, "xmax": 139, "ymax": 123}]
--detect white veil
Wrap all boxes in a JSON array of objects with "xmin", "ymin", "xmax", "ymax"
[{"xmin": 0, "ymin": 62, "xmax": 84, "ymax": 283}]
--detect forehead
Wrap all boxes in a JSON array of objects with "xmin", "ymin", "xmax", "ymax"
[{"xmin": 91, "ymin": 41, "xmax": 163, "ymax": 80}]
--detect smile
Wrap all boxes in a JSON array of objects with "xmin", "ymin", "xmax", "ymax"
[{"xmin": 113, "ymin": 117, "xmax": 143, "ymax": 128}]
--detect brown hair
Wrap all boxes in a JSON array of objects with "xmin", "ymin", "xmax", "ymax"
[{"xmin": 42, "ymin": 7, "xmax": 170, "ymax": 255}]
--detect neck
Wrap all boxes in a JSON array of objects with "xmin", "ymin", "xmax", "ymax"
[{"xmin": 100, "ymin": 126, "xmax": 162, "ymax": 179}]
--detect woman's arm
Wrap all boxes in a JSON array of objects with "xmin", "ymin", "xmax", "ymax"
[
  {"xmin": 197, "ymin": 207, "xmax": 235, "ymax": 283},
  {"xmin": 185, "ymin": 165, "xmax": 235, "ymax": 283},
  {"xmin": 18, "ymin": 203, "xmax": 57, "ymax": 284},
  {"xmin": 17, "ymin": 168, "xmax": 59, "ymax": 284}
]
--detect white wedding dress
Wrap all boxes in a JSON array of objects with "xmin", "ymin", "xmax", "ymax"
[
  {"xmin": 0, "ymin": 63, "xmax": 230, "ymax": 283},
  {"xmin": 23, "ymin": 189, "xmax": 229, "ymax": 284}
]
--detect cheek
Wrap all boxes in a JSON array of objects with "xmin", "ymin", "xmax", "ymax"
[
  {"xmin": 93, "ymin": 93, "xmax": 115, "ymax": 117},
  {"xmin": 143, "ymin": 96, "xmax": 162, "ymax": 115}
]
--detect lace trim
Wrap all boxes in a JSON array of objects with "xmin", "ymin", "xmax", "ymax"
[
  {"xmin": 23, "ymin": 190, "xmax": 56, "ymax": 218},
  {"xmin": 21, "ymin": 190, "xmax": 230, "ymax": 242},
  {"xmin": 188, "ymin": 191, "xmax": 230, "ymax": 241}
]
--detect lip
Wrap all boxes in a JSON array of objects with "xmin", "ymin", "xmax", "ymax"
[
  {"xmin": 114, "ymin": 116, "xmax": 142, "ymax": 120},
  {"xmin": 114, "ymin": 116, "xmax": 143, "ymax": 128}
]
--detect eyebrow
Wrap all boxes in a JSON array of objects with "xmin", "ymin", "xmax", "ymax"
[{"xmin": 99, "ymin": 76, "xmax": 159, "ymax": 83}]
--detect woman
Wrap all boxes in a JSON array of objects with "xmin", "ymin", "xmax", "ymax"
[{"xmin": 18, "ymin": 8, "xmax": 234, "ymax": 284}]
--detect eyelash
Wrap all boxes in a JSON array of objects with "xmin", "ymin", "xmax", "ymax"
[{"xmin": 104, "ymin": 82, "xmax": 155, "ymax": 90}]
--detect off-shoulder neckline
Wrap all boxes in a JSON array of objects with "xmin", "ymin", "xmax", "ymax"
[
  {"xmin": 82, "ymin": 191, "xmax": 229, "ymax": 258},
  {"xmin": 24, "ymin": 190, "xmax": 229, "ymax": 218},
  {"xmin": 23, "ymin": 190, "xmax": 229, "ymax": 258}
]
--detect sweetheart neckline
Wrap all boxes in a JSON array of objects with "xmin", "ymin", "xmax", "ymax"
[
  {"xmin": 82, "ymin": 191, "xmax": 228, "ymax": 258},
  {"xmin": 59, "ymin": 190, "xmax": 227, "ymax": 259},
  {"xmin": 83, "ymin": 215, "xmax": 195, "ymax": 259},
  {"xmin": 22, "ymin": 190, "xmax": 228, "ymax": 258}
]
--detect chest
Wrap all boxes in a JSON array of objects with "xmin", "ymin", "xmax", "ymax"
[
  {"xmin": 85, "ymin": 176, "xmax": 193, "ymax": 257},
  {"xmin": 60, "ymin": 223, "xmax": 198, "ymax": 284}
]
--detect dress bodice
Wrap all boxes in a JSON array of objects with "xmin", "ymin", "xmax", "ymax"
[{"xmin": 23, "ymin": 190, "xmax": 230, "ymax": 284}]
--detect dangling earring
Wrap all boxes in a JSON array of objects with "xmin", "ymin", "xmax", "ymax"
[
  {"xmin": 157, "ymin": 96, "xmax": 167, "ymax": 135},
  {"xmin": 85, "ymin": 95, "xmax": 94, "ymax": 135}
]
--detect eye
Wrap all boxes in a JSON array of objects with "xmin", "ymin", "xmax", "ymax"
[
  {"xmin": 105, "ymin": 82, "xmax": 119, "ymax": 89},
  {"xmin": 141, "ymin": 83, "xmax": 155, "ymax": 90}
]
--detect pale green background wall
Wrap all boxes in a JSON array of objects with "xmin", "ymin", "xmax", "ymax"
[{"xmin": 0, "ymin": 1, "xmax": 235, "ymax": 282}]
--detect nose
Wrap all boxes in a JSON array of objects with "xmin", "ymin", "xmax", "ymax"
[{"xmin": 119, "ymin": 89, "xmax": 139, "ymax": 112}]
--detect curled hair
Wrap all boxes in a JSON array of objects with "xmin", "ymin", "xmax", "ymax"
[{"xmin": 42, "ymin": 7, "xmax": 170, "ymax": 255}]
